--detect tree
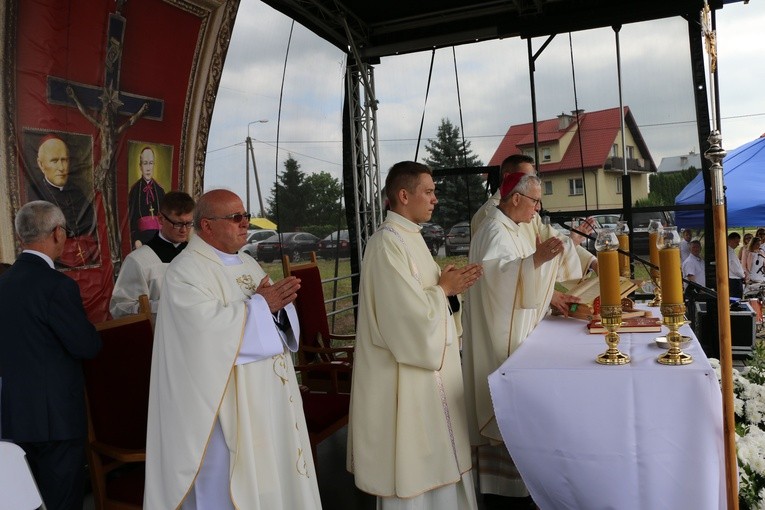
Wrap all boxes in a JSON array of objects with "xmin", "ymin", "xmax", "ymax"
[
  {"xmin": 635, "ymin": 168, "xmax": 698, "ymax": 207},
  {"xmin": 423, "ymin": 118, "xmax": 487, "ymax": 228},
  {"xmin": 266, "ymin": 155, "xmax": 344, "ymax": 232},
  {"xmin": 304, "ymin": 171, "xmax": 345, "ymax": 226},
  {"xmin": 266, "ymin": 155, "xmax": 305, "ymax": 231}
]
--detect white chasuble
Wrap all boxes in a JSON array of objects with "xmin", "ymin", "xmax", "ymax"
[
  {"xmin": 347, "ymin": 212, "xmax": 476, "ymax": 509},
  {"xmin": 144, "ymin": 235, "xmax": 320, "ymax": 510},
  {"xmin": 463, "ymin": 206, "xmax": 561, "ymax": 443}
]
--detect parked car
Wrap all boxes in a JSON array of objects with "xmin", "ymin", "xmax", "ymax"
[
  {"xmin": 590, "ymin": 214, "xmax": 619, "ymax": 229},
  {"xmin": 419, "ymin": 222, "xmax": 445, "ymax": 256},
  {"xmin": 241, "ymin": 229, "xmax": 277, "ymax": 258},
  {"xmin": 445, "ymin": 222, "xmax": 471, "ymax": 256},
  {"xmin": 256, "ymin": 232, "xmax": 320, "ymax": 263},
  {"xmin": 318, "ymin": 229, "xmax": 350, "ymax": 259}
]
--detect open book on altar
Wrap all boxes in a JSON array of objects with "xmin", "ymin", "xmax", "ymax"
[{"xmin": 555, "ymin": 275, "xmax": 643, "ymax": 321}]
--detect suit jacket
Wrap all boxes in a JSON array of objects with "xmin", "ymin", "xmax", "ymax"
[{"xmin": 0, "ymin": 252, "xmax": 101, "ymax": 441}]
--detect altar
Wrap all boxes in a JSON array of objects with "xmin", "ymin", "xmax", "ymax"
[{"xmin": 488, "ymin": 311, "xmax": 727, "ymax": 510}]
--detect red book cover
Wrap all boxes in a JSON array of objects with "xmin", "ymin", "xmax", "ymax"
[{"xmin": 587, "ymin": 316, "xmax": 662, "ymax": 334}]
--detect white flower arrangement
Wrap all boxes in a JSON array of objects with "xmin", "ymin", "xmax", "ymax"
[{"xmin": 711, "ymin": 340, "xmax": 765, "ymax": 509}]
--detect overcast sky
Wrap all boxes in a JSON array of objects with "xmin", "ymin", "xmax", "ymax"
[{"xmin": 203, "ymin": 0, "xmax": 765, "ymax": 211}]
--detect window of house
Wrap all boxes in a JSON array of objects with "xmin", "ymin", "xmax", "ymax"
[
  {"xmin": 543, "ymin": 180, "xmax": 553, "ymax": 195},
  {"xmin": 626, "ymin": 145, "xmax": 634, "ymax": 159},
  {"xmin": 612, "ymin": 144, "xmax": 619, "ymax": 157},
  {"xmin": 542, "ymin": 147, "xmax": 551, "ymax": 161},
  {"xmin": 569, "ymin": 178, "xmax": 584, "ymax": 196},
  {"xmin": 523, "ymin": 148, "xmax": 534, "ymax": 159},
  {"xmin": 616, "ymin": 176, "xmax": 622, "ymax": 194}
]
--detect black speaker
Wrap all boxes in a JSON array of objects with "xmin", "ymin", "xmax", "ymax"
[{"xmin": 694, "ymin": 300, "xmax": 755, "ymax": 359}]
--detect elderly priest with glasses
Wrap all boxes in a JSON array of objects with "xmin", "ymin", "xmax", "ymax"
[
  {"xmin": 462, "ymin": 172, "xmax": 572, "ymax": 503},
  {"xmin": 110, "ymin": 191, "xmax": 195, "ymax": 318},
  {"xmin": 144, "ymin": 189, "xmax": 321, "ymax": 510}
]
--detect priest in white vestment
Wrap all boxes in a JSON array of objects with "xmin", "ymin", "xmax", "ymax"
[
  {"xmin": 347, "ymin": 161, "xmax": 483, "ymax": 510},
  {"xmin": 110, "ymin": 191, "xmax": 195, "ymax": 318},
  {"xmin": 463, "ymin": 172, "xmax": 572, "ymax": 499},
  {"xmin": 144, "ymin": 189, "xmax": 321, "ymax": 510},
  {"xmin": 472, "ymin": 154, "xmax": 597, "ymax": 283}
]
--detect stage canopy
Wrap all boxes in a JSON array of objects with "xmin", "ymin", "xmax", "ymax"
[{"xmin": 675, "ymin": 135, "xmax": 765, "ymax": 228}]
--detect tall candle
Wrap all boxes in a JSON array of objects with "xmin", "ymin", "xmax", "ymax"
[
  {"xmin": 618, "ymin": 233, "xmax": 630, "ymax": 277},
  {"xmin": 659, "ymin": 247, "xmax": 683, "ymax": 304},
  {"xmin": 598, "ymin": 249, "xmax": 621, "ymax": 306},
  {"xmin": 649, "ymin": 232, "xmax": 660, "ymax": 269}
]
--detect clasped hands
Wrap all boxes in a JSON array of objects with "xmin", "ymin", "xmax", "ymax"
[
  {"xmin": 255, "ymin": 275, "xmax": 301, "ymax": 313},
  {"xmin": 439, "ymin": 263, "xmax": 483, "ymax": 296}
]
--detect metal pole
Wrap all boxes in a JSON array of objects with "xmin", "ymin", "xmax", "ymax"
[
  {"xmin": 249, "ymin": 140, "xmax": 266, "ymax": 217},
  {"xmin": 702, "ymin": 3, "xmax": 737, "ymax": 507},
  {"xmin": 245, "ymin": 136, "xmax": 252, "ymax": 214}
]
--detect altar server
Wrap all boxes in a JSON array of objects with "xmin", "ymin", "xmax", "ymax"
[{"xmin": 348, "ymin": 161, "xmax": 483, "ymax": 509}]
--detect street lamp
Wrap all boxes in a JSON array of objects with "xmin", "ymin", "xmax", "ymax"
[{"xmin": 246, "ymin": 120, "xmax": 268, "ymax": 217}]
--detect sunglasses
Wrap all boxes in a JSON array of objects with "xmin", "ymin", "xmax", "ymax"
[{"xmin": 205, "ymin": 212, "xmax": 252, "ymax": 224}]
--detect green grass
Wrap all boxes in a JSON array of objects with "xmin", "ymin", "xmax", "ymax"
[{"xmin": 258, "ymin": 254, "xmax": 474, "ymax": 336}]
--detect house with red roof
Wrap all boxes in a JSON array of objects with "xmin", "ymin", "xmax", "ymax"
[{"xmin": 489, "ymin": 106, "xmax": 656, "ymax": 212}]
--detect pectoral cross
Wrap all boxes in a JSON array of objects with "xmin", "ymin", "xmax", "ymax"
[
  {"xmin": 149, "ymin": 203, "xmax": 155, "ymax": 217},
  {"xmin": 46, "ymin": 7, "xmax": 165, "ymax": 271}
]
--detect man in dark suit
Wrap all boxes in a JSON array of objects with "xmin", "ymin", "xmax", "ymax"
[{"xmin": 0, "ymin": 200, "xmax": 101, "ymax": 510}]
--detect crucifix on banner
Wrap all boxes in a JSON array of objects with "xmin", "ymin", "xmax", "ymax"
[{"xmin": 46, "ymin": 6, "xmax": 164, "ymax": 270}]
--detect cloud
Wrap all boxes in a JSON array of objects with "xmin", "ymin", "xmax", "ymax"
[{"xmin": 205, "ymin": 1, "xmax": 765, "ymax": 201}]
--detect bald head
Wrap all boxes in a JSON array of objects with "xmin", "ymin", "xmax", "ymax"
[
  {"xmin": 37, "ymin": 137, "xmax": 70, "ymax": 188},
  {"xmin": 194, "ymin": 189, "xmax": 250, "ymax": 254}
]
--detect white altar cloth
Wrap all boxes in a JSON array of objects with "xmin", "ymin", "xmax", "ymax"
[{"xmin": 488, "ymin": 312, "xmax": 727, "ymax": 510}]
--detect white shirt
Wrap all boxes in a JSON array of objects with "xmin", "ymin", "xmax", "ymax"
[
  {"xmin": 682, "ymin": 254, "xmax": 706, "ymax": 288},
  {"xmin": 729, "ymin": 246, "xmax": 745, "ymax": 280}
]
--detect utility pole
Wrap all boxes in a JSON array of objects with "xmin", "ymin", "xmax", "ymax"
[{"xmin": 246, "ymin": 119, "xmax": 268, "ymax": 216}]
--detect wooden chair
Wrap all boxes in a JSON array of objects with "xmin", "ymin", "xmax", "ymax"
[
  {"xmin": 282, "ymin": 252, "xmax": 354, "ymax": 392},
  {"xmin": 282, "ymin": 253, "xmax": 354, "ymax": 467},
  {"xmin": 295, "ymin": 362, "xmax": 351, "ymax": 468},
  {"xmin": 83, "ymin": 295, "xmax": 153, "ymax": 510}
]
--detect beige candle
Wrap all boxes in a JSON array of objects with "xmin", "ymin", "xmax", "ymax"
[
  {"xmin": 659, "ymin": 247, "xmax": 683, "ymax": 304},
  {"xmin": 618, "ymin": 233, "xmax": 630, "ymax": 277},
  {"xmin": 649, "ymin": 231, "xmax": 660, "ymax": 269},
  {"xmin": 598, "ymin": 249, "xmax": 621, "ymax": 306}
]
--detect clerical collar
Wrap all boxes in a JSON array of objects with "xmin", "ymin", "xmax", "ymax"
[
  {"xmin": 385, "ymin": 210, "xmax": 420, "ymax": 232},
  {"xmin": 211, "ymin": 246, "xmax": 243, "ymax": 266},
  {"xmin": 158, "ymin": 231, "xmax": 182, "ymax": 248},
  {"xmin": 23, "ymin": 249, "xmax": 55, "ymax": 268},
  {"xmin": 43, "ymin": 178, "xmax": 64, "ymax": 191}
]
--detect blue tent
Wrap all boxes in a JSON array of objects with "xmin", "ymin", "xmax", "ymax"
[{"xmin": 675, "ymin": 135, "xmax": 765, "ymax": 228}]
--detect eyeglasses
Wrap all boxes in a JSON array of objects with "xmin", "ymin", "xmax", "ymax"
[
  {"xmin": 204, "ymin": 212, "xmax": 252, "ymax": 224},
  {"xmin": 161, "ymin": 213, "xmax": 194, "ymax": 230},
  {"xmin": 516, "ymin": 192, "xmax": 543, "ymax": 208}
]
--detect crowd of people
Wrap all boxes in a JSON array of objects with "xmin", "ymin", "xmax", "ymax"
[{"xmin": 680, "ymin": 227, "xmax": 765, "ymax": 299}]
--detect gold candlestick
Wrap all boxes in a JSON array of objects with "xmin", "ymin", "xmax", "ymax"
[
  {"xmin": 596, "ymin": 304, "xmax": 630, "ymax": 365},
  {"xmin": 594, "ymin": 228, "xmax": 630, "ymax": 365},
  {"xmin": 657, "ymin": 303, "xmax": 693, "ymax": 365}
]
